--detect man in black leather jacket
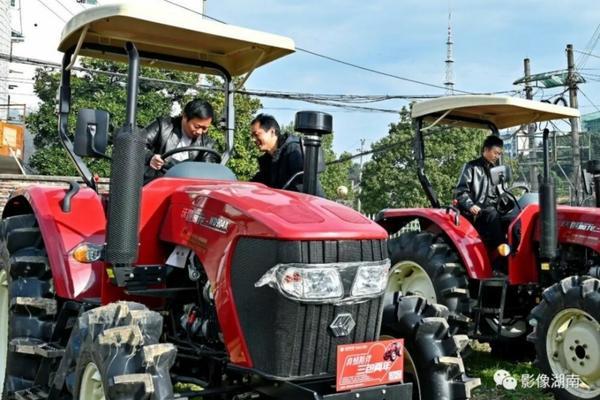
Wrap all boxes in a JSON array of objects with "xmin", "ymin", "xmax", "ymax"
[
  {"xmin": 455, "ymin": 135, "xmax": 504, "ymax": 249},
  {"xmin": 250, "ymin": 113, "xmax": 324, "ymax": 196},
  {"xmin": 142, "ymin": 99, "xmax": 219, "ymax": 182}
]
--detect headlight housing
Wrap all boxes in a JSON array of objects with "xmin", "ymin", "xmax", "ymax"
[
  {"xmin": 255, "ymin": 259, "xmax": 390, "ymax": 304},
  {"xmin": 351, "ymin": 262, "xmax": 390, "ymax": 297}
]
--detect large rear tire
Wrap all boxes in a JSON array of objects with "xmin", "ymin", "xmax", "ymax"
[
  {"xmin": 71, "ymin": 301, "xmax": 177, "ymax": 400},
  {"xmin": 388, "ymin": 231, "xmax": 471, "ymax": 329},
  {"xmin": 528, "ymin": 276, "xmax": 600, "ymax": 400},
  {"xmin": 381, "ymin": 295, "xmax": 480, "ymax": 400},
  {"xmin": 0, "ymin": 214, "xmax": 57, "ymax": 398}
]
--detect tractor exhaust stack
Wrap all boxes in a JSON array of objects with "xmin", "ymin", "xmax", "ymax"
[
  {"xmin": 105, "ymin": 42, "xmax": 145, "ymax": 280},
  {"xmin": 539, "ymin": 128, "xmax": 557, "ymax": 260},
  {"xmin": 294, "ymin": 111, "xmax": 332, "ymax": 196}
]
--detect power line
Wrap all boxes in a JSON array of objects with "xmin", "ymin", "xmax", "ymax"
[
  {"xmin": 157, "ymin": 0, "xmax": 520, "ymax": 95},
  {"xmin": 34, "ymin": 0, "xmax": 67, "ymax": 22},
  {"xmin": 52, "ymin": 0, "xmax": 75, "ymax": 17},
  {"xmin": 575, "ymin": 49, "xmax": 600, "ymax": 60},
  {"xmin": 579, "ymin": 88, "xmax": 600, "ymax": 114},
  {"xmin": 577, "ymin": 24, "xmax": 600, "ymax": 68},
  {"xmin": 0, "ymin": 52, "xmax": 410, "ymax": 113},
  {"xmin": 295, "ymin": 47, "xmax": 472, "ymax": 94},
  {"xmin": 160, "ymin": 0, "xmax": 226, "ymax": 23}
]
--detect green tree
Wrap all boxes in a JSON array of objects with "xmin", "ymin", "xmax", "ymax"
[
  {"xmin": 277, "ymin": 122, "xmax": 353, "ymax": 199},
  {"xmin": 359, "ymin": 108, "xmax": 487, "ymax": 214},
  {"xmin": 26, "ymin": 59, "xmax": 261, "ymax": 178}
]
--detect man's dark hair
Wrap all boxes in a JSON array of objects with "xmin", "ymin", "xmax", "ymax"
[
  {"xmin": 482, "ymin": 135, "xmax": 504, "ymax": 152},
  {"xmin": 251, "ymin": 113, "xmax": 281, "ymax": 136},
  {"xmin": 183, "ymin": 99, "xmax": 214, "ymax": 120}
]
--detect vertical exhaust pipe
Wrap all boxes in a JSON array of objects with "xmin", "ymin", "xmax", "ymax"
[
  {"xmin": 539, "ymin": 128, "xmax": 557, "ymax": 260},
  {"xmin": 105, "ymin": 42, "xmax": 145, "ymax": 284},
  {"xmin": 294, "ymin": 111, "xmax": 332, "ymax": 195}
]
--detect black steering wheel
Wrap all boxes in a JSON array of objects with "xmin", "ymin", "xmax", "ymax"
[
  {"xmin": 160, "ymin": 145, "xmax": 222, "ymax": 171},
  {"xmin": 496, "ymin": 186, "xmax": 528, "ymax": 215}
]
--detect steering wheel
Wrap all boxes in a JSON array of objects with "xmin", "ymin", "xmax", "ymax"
[{"xmin": 160, "ymin": 146, "xmax": 222, "ymax": 171}]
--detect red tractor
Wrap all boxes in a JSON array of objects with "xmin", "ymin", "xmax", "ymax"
[
  {"xmin": 376, "ymin": 95, "xmax": 600, "ymax": 399},
  {"xmin": 0, "ymin": 4, "xmax": 478, "ymax": 400}
]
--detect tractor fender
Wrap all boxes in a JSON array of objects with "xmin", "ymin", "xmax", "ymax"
[
  {"xmin": 377, "ymin": 208, "xmax": 493, "ymax": 279},
  {"xmin": 3, "ymin": 185, "xmax": 106, "ymax": 300}
]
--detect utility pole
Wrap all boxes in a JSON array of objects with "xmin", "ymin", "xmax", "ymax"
[
  {"xmin": 524, "ymin": 58, "xmax": 538, "ymax": 191},
  {"xmin": 356, "ymin": 138, "xmax": 366, "ymax": 213},
  {"xmin": 567, "ymin": 44, "xmax": 582, "ymax": 205}
]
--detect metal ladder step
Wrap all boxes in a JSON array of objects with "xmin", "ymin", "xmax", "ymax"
[
  {"xmin": 13, "ymin": 387, "xmax": 49, "ymax": 400},
  {"xmin": 9, "ymin": 339, "xmax": 65, "ymax": 358},
  {"xmin": 473, "ymin": 277, "xmax": 509, "ymax": 338}
]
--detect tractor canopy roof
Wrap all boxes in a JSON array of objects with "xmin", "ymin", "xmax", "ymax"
[
  {"xmin": 58, "ymin": 2, "xmax": 295, "ymax": 76},
  {"xmin": 411, "ymin": 95, "xmax": 580, "ymax": 130}
]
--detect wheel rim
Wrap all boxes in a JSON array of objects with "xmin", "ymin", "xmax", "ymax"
[
  {"xmin": 381, "ymin": 335, "xmax": 421, "ymax": 399},
  {"xmin": 387, "ymin": 261, "xmax": 436, "ymax": 304},
  {"xmin": 546, "ymin": 308, "xmax": 600, "ymax": 398},
  {"xmin": 484, "ymin": 317, "xmax": 528, "ymax": 338},
  {"xmin": 0, "ymin": 269, "xmax": 8, "ymax": 396},
  {"xmin": 79, "ymin": 362, "xmax": 106, "ymax": 400}
]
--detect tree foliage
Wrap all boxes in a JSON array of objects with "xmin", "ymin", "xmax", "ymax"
[
  {"xmin": 359, "ymin": 108, "xmax": 488, "ymax": 214},
  {"xmin": 26, "ymin": 59, "xmax": 261, "ymax": 178}
]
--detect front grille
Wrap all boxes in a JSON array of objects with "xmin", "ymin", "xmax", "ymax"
[{"xmin": 230, "ymin": 238, "xmax": 386, "ymax": 378}]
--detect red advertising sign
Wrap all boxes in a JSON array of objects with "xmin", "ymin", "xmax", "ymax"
[{"xmin": 336, "ymin": 338, "xmax": 404, "ymax": 392}]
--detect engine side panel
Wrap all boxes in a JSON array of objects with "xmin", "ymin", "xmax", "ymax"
[{"xmin": 556, "ymin": 206, "xmax": 600, "ymax": 252}]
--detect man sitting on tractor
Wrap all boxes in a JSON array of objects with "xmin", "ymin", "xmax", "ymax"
[
  {"xmin": 455, "ymin": 136, "xmax": 505, "ymax": 257},
  {"xmin": 143, "ymin": 99, "xmax": 220, "ymax": 182}
]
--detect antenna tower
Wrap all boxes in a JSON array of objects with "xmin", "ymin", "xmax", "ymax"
[{"xmin": 444, "ymin": 12, "xmax": 454, "ymax": 94}]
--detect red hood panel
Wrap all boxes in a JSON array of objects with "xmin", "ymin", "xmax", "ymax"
[{"xmin": 167, "ymin": 180, "xmax": 385, "ymax": 240}]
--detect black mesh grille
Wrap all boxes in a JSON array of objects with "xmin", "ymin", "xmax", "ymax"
[
  {"xmin": 105, "ymin": 127, "xmax": 146, "ymax": 264},
  {"xmin": 230, "ymin": 238, "xmax": 386, "ymax": 378}
]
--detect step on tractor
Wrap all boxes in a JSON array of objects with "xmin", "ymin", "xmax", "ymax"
[
  {"xmin": 376, "ymin": 95, "xmax": 600, "ymax": 399},
  {"xmin": 0, "ymin": 4, "xmax": 479, "ymax": 400}
]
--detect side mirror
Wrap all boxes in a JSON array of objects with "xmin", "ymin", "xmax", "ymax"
[
  {"xmin": 584, "ymin": 160, "xmax": 600, "ymax": 196},
  {"xmin": 490, "ymin": 165, "xmax": 512, "ymax": 186},
  {"xmin": 74, "ymin": 108, "xmax": 109, "ymax": 158}
]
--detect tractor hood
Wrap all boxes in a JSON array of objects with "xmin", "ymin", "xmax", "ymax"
[{"xmin": 159, "ymin": 179, "xmax": 386, "ymax": 241}]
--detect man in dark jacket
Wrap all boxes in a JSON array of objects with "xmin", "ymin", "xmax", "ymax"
[
  {"xmin": 455, "ymin": 135, "xmax": 505, "ymax": 249},
  {"xmin": 143, "ymin": 99, "xmax": 219, "ymax": 182},
  {"xmin": 250, "ymin": 113, "xmax": 323, "ymax": 195}
]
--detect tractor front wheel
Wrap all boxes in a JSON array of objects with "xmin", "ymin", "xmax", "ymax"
[
  {"xmin": 529, "ymin": 276, "xmax": 600, "ymax": 400},
  {"xmin": 381, "ymin": 295, "xmax": 480, "ymax": 400},
  {"xmin": 71, "ymin": 302, "xmax": 177, "ymax": 400},
  {"xmin": 0, "ymin": 214, "xmax": 56, "ymax": 398},
  {"xmin": 388, "ymin": 231, "xmax": 471, "ymax": 330}
]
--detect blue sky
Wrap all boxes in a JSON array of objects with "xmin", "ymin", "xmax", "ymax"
[{"xmin": 10, "ymin": 0, "xmax": 600, "ymax": 157}]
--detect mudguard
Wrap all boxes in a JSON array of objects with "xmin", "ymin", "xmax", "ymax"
[
  {"xmin": 377, "ymin": 208, "xmax": 493, "ymax": 280},
  {"xmin": 3, "ymin": 186, "xmax": 106, "ymax": 300}
]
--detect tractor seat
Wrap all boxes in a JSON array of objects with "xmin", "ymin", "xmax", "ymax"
[{"xmin": 163, "ymin": 162, "xmax": 237, "ymax": 181}]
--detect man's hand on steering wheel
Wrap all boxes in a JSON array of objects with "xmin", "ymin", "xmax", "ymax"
[{"xmin": 150, "ymin": 154, "xmax": 165, "ymax": 170}]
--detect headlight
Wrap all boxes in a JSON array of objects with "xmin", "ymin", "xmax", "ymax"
[
  {"xmin": 351, "ymin": 261, "xmax": 390, "ymax": 297},
  {"xmin": 255, "ymin": 259, "xmax": 390, "ymax": 304},
  {"xmin": 255, "ymin": 264, "xmax": 343, "ymax": 302}
]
